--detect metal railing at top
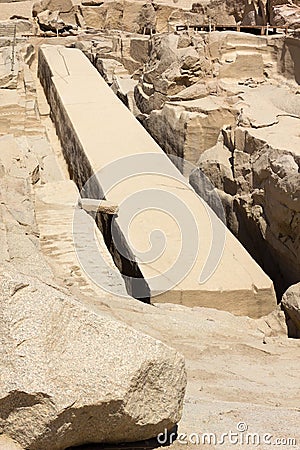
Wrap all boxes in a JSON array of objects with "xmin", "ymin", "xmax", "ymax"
[{"xmin": 175, "ymin": 23, "xmax": 289, "ymax": 35}]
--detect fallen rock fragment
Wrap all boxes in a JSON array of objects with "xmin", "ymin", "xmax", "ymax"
[{"xmin": 0, "ymin": 268, "xmax": 186, "ymax": 450}]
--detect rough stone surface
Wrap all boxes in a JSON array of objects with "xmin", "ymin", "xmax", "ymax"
[
  {"xmin": 33, "ymin": 0, "xmax": 80, "ymax": 31},
  {"xmin": 131, "ymin": 31, "xmax": 300, "ymax": 299},
  {"xmin": 19, "ymin": 159, "xmax": 300, "ymax": 449},
  {"xmin": 0, "ymin": 267, "xmax": 186, "ymax": 450},
  {"xmin": 135, "ymin": 31, "xmax": 277, "ymax": 157},
  {"xmin": 0, "ymin": 43, "xmax": 300, "ymax": 450},
  {"xmin": 38, "ymin": 44, "xmax": 277, "ymax": 317},
  {"xmin": 95, "ymin": 57, "xmax": 129, "ymax": 84},
  {"xmin": 269, "ymin": 0, "xmax": 300, "ymax": 26},
  {"xmin": 272, "ymin": 3, "xmax": 300, "ymax": 28},
  {"xmin": 26, "ymin": 0, "xmax": 300, "ymax": 35},
  {"xmin": 281, "ymin": 282, "xmax": 300, "ymax": 337},
  {"xmin": 145, "ymin": 98, "xmax": 236, "ymax": 166},
  {"xmin": 0, "ymin": 46, "xmax": 19, "ymax": 88},
  {"xmin": 191, "ymin": 92, "xmax": 300, "ymax": 297}
]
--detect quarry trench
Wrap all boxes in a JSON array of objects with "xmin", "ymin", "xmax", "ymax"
[
  {"xmin": 37, "ymin": 42, "xmax": 279, "ymax": 318},
  {"xmin": 23, "ymin": 29, "xmax": 299, "ymax": 312},
  {"xmin": 81, "ymin": 31, "xmax": 300, "ymax": 302}
]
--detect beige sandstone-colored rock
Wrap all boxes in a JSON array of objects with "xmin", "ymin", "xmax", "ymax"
[
  {"xmin": 0, "ymin": 18, "xmax": 33, "ymax": 35},
  {"xmin": 79, "ymin": 5, "xmax": 105, "ymax": 28},
  {"xmin": 79, "ymin": 197, "xmax": 119, "ymax": 213},
  {"xmin": 33, "ymin": 0, "xmax": 80, "ymax": 30},
  {"xmin": 37, "ymin": 9, "xmax": 66, "ymax": 32},
  {"xmin": 28, "ymin": 143, "xmax": 300, "ymax": 450},
  {"xmin": 0, "ymin": 267, "xmax": 186, "ymax": 450},
  {"xmin": 95, "ymin": 57, "xmax": 129, "ymax": 84},
  {"xmin": 272, "ymin": 3, "xmax": 300, "ymax": 28},
  {"xmin": 281, "ymin": 283, "xmax": 300, "ymax": 337},
  {"xmin": 31, "ymin": 0, "xmax": 278, "ymax": 35},
  {"xmin": 1, "ymin": 45, "xmax": 300, "ymax": 450},
  {"xmin": 80, "ymin": 0, "xmax": 156, "ymax": 33},
  {"xmin": 81, "ymin": 0, "xmax": 102, "ymax": 5},
  {"xmin": 132, "ymin": 31, "xmax": 299, "ymax": 299},
  {"xmin": 192, "ymin": 133, "xmax": 236, "ymax": 196},
  {"xmin": 38, "ymin": 44, "xmax": 277, "ymax": 317},
  {"xmin": 145, "ymin": 98, "xmax": 236, "ymax": 165},
  {"xmin": 0, "ymin": 47, "xmax": 19, "ymax": 88},
  {"xmin": 0, "ymin": 134, "xmax": 55, "ymax": 281},
  {"xmin": 135, "ymin": 32, "xmax": 273, "ymax": 119},
  {"xmin": 0, "ymin": 1, "xmax": 34, "ymax": 21},
  {"xmin": 219, "ymin": 50, "xmax": 264, "ymax": 80},
  {"xmin": 169, "ymin": 82, "xmax": 208, "ymax": 101},
  {"xmin": 134, "ymin": 33, "xmax": 213, "ymax": 114},
  {"xmin": 269, "ymin": 0, "xmax": 300, "ymax": 26},
  {"xmin": 111, "ymin": 75, "xmax": 139, "ymax": 113},
  {"xmin": 0, "ymin": 436, "xmax": 23, "ymax": 450},
  {"xmin": 191, "ymin": 83, "xmax": 300, "ymax": 296},
  {"xmin": 33, "ymin": 0, "xmax": 79, "ymax": 15}
]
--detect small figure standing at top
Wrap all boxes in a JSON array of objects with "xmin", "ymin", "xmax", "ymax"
[{"xmin": 237, "ymin": 108, "xmax": 250, "ymax": 127}]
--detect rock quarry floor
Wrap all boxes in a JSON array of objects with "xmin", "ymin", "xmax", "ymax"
[{"xmin": 0, "ymin": 37, "xmax": 300, "ymax": 450}]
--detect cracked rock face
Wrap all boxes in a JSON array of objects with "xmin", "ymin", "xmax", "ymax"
[
  {"xmin": 0, "ymin": 268, "xmax": 186, "ymax": 450},
  {"xmin": 133, "ymin": 31, "xmax": 300, "ymax": 297},
  {"xmin": 30, "ymin": 0, "xmax": 293, "ymax": 36},
  {"xmin": 193, "ymin": 112, "xmax": 300, "ymax": 297},
  {"xmin": 269, "ymin": 0, "xmax": 300, "ymax": 27}
]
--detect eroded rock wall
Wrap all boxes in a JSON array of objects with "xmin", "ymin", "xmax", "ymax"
[
  {"xmin": 135, "ymin": 32, "xmax": 294, "ymax": 161},
  {"xmin": 131, "ymin": 31, "xmax": 300, "ymax": 298},
  {"xmin": 192, "ymin": 121, "xmax": 300, "ymax": 298},
  {"xmin": 27, "ymin": 0, "xmax": 300, "ymax": 36}
]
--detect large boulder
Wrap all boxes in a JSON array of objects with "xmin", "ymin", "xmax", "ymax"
[
  {"xmin": 33, "ymin": 0, "xmax": 80, "ymax": 29},
  {"xmin": 0, "ymin": 268, "xmax": 186, "ymax": 450},
  {"xmin": 37, "ymin": 9, "xmax": 67, "ymax": 32},
  {"xmin": 135, "ymin": 33, "xmax": 214, "ymax": 114},
  {"xmin": 209, "ymin": 0, "xmax": 253, "ymax": 24},
  {"xmin": 80, "ymin": 0, "xmax": 156, "ymax": 32},
  {"xmin": 281, "ymin": 283, "xmax": 300, "ymax": 338},
  {"xmin": 33, "ymin": 0, "xmax": 74, "ymax": 16},
  {"xmin": 272, "ymin": 3, "xmax": 300, "ymax": 28},
  {"xmin": 268, "ymin": 0, "xmax": 300, "ymax": 26}
]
